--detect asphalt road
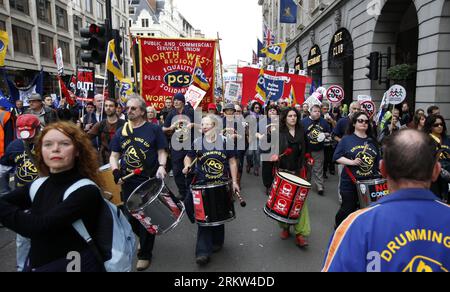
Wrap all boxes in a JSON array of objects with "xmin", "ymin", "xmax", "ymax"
[{"xmin": 0, "ymin": 170, "xmax": 341, "ymax": 272}]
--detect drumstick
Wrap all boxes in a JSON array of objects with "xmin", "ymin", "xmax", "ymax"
[
  {"xmin": 121, "ymin": 168, "xmax": 143, "ymax": 181},
  {"xmin": 362, "ymin": 143, "xmax": 369, "ymax": 155},
  {"xmin": 272, "ymin": 147, "xmax": 294, "ymax": 162},
  {"xmin": 234, "ymin": 191, "xmax": 247, "ymax": 207},
  {"xmin": 279, "ymin": 147, "xmax": 293, "ymax": 159},
  {"xmin": 185, "ymin": 153, "xmax": 202, "ymax": 175}
]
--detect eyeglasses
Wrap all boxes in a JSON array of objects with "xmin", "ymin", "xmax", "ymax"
[
  {"xmin": 126, "ymin": 106, "xmax": 138, "ymax": 111},
  {"xmin": 356, "ymin": 119, "xmax": 369, "ymax": 125},
  {"xmin": 433, "ymin": 123, "xmax": 444, "ymax": 128}
]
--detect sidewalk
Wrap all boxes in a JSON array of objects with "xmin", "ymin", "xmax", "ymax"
[{"xmin": 0, "ymin": 227, "xmax": 17, "ymax": 272}]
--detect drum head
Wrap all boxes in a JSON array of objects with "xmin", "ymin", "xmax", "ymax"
[
  {"xmin": 357, "ymin": 178, "xmax": 386, "ymax": 185},
  {"xmin": 278, "ymin": 172, "xmax": 311, "ymax": 187},
  {"xmin": 126, "ymin": 178, "xmax": 164, "ymax": 212},
  {"xmin": 191, "ymin": 180, "xmax": 231, "ymax": 190}
]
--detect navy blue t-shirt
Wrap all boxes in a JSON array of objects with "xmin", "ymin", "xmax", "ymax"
[
  {"xmin": 333, "ymin": 134, "xmax": 381, "ymax": 193},
  {"xmin": 111, "ymin": 122, "xmax": 168, "ymax": 184},
  {"xmin": 333, "ymin": 117, "xmax": 350, "ymax": 138},
  {"xmin": 302, "ymin": 117, "xmax": 331, "ymax": 152},
  {"xmin": 188, "ymin": 136, "xmax": 237, "ymax": 183},
  {"xmin": 0, "ymin": 140, "xmax": 38, "ymax": 188}
]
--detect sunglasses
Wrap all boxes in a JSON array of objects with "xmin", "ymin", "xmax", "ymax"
[
  {"xmin": 357, "ymin": 119, "xmax": 369, "ymax": 125},
  {"xmin": 433, "ymin": 123, "xmax": 444, "ymax": 128},
  {"xmin": 126, "ymin": 106, "xmax": 138, "ymax": 111}
]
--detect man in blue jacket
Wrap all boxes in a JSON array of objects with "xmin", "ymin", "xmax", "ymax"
[{"xmin": 323, "ymin": 129, "xmax": 450, "ymax": 272}]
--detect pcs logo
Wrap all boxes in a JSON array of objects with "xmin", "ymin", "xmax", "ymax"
[
  {"xmin": 164, "ymin": 71, "xmax": 192, "ymax": 88},
  {"xmin": 0, "ymin": 40, "xmax": 4, "ymax": 51},
  {"xmin": 202, "ymin": 158, "xmax": 224, "ymax": 176},
  {"xmin": 403, "ymin": 256, "xmax": 448, "ymax": 272}
]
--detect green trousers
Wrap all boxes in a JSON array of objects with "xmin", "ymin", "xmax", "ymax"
[{"xmin": 278, "ymin": 202, "xmax": 311, "ymax": 237}]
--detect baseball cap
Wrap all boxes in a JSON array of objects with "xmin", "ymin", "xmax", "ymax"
[
  {"xmin": 16, "ymin": 114, "xmax": 41, "ymax": 139},
  {"xmin": 223, "ymin": 103, "xmax": 236, "ymax": 112}
]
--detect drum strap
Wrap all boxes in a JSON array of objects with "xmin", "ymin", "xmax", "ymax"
[
  {"xmin": 344, "ymin": 166, "xmax": 357, "ymax": 184},
  {"xmin": 126, "ymin": 130, "xmax": 158, "ymax": 178}
]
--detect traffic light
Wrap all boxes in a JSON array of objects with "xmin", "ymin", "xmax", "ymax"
[
  {"xmin": 366, "ymin": 52, "xmax": 379, "ymax": 80},
  {"xmin": 80, "ymin": 24, "xmax": 107, "ymax": 64},
  {"xmin": 112, "ymin": 29, "xmax": 123, "ymax": 65}
]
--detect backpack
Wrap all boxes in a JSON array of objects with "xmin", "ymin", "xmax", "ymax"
[{"xmin": 26, "ymin": 177, "xmax": 136, "ymax": 272}]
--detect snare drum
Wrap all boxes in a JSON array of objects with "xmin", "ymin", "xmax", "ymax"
[
  {"xmin": 99, "ymin": 164, "xmax": 123, "ymax": 206},
  {"xmin": 264, "ymin": 171, "xmax": 311, "ymax": 224},
  {"xmin": 191, "ymin": 180, "xmax": 236, "ymax": 226},
  {"xmin": 356, "ymin": 178, "xmax": 389, "ymax": 208},
  {"xmin": 126, "ymin": 178, "xmax": 185, "ymax": 235}
]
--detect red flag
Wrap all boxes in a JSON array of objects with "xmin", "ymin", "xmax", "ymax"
[{"xmin": 56, "ymin": 75, "xmax": 76, "ymax": 106}]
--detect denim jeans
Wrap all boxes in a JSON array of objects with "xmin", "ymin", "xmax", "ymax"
[
  {"xmin": 0, "ymin": 170, "xmax": 11, "ymax": 195},
  {"xmin": 196, "ymin": 225, "xmax": 225, "ymax": 257}
]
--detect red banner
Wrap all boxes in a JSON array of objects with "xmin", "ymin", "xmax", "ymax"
[
  {"xmin": 139, "ymin": 38, "xmax": 216, "ymax": 111},
  {"xmin": 75, "ymin": 67, "xmax": 95, "ymax": 100},
  {"xmin": 238, "ymin": 67, "xmax": 312, "ymax": 107}
]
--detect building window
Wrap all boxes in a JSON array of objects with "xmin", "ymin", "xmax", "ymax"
[
  {"xmin": 0, "ymin": 20, "xmax": 5, "ymax": 31},
  {"xmin": 10, "ymin": 0, "xmax": 29, "ymax": 14},
  {"xmin": 73, "ymin": 15, "xmax": 82, "ymax": 35},
  {"xmin": 58, "ymin": 40, "xmax": 70, "ymax": 63},
  {"xmin": 36, "ymin": 0, "xmax": 52, "ymax": 24},
  {"xmin": 85, "ymin": 0, "xmax": 93, "ymax": 14},
  {"xmin": 75, "ymin": 45, "xmax": 82, "ymax": 65},
  {"xmin": 0, "ymin": 0, "xmax": 4, "ymax": 6},
  {"xmin": 39, "ymin": 34, "xmax": 53, "ymax": 59},
  {"xmin": 96, "ymin": 1, "xmax": 104, "ymax": 20},
  {"xmin": 12, "ymin": 25, "xmax": 32, "ymax": 55},
  {"xmin": 56, "ymin": 6, "xmax": 68, "ymax": 30},
  {"xmin": 142, "ymin": 19, "xmax": 149, "ymax": 28}
]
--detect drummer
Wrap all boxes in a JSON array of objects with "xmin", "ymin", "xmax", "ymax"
[
  {"xmin": 110, "ymin": 94, "xmax": 168, "ymax": 271},
  {"xmin": 270, "ymin": 107, "xmax": 310, "ymax": 248},
  {"xmin": 301, "ymin": 104, "xmax": 331, "ymax": 196},
  {"xmin": 182, "ymin": 115, "xmax": 240, "ymax": 266},
  {"xmin": 333, "ymin": 112, "xmax": 380, "ymax": 228}
]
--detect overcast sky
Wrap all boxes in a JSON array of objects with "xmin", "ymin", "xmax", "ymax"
[{"xmin": 174, "ymin": 0, "xmax": 262, "ymax": 67}]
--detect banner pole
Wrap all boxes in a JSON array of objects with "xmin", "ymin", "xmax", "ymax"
[
  {"xmin": 217, "ymin": 32, "xmax": 225, "ymax": 105},
  {"xmin": 101, "ymin": 41, "xmax": 111, "ymax": 121},
  {"xmin": 129, "ymin": 32, "xmax": 138, "ymax": 94}
]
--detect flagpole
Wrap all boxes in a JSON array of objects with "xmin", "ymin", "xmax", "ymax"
[
  {"xmin": 217, "ymin": 32, "xmax": 225, "ymax": 105},
  {"xmin": 129, "ymin": 32, "xmax": 138, "ymax": 94},
  {"xmin": 101, "ymin": 41, "xmax": 111, "ymax": 121}
]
